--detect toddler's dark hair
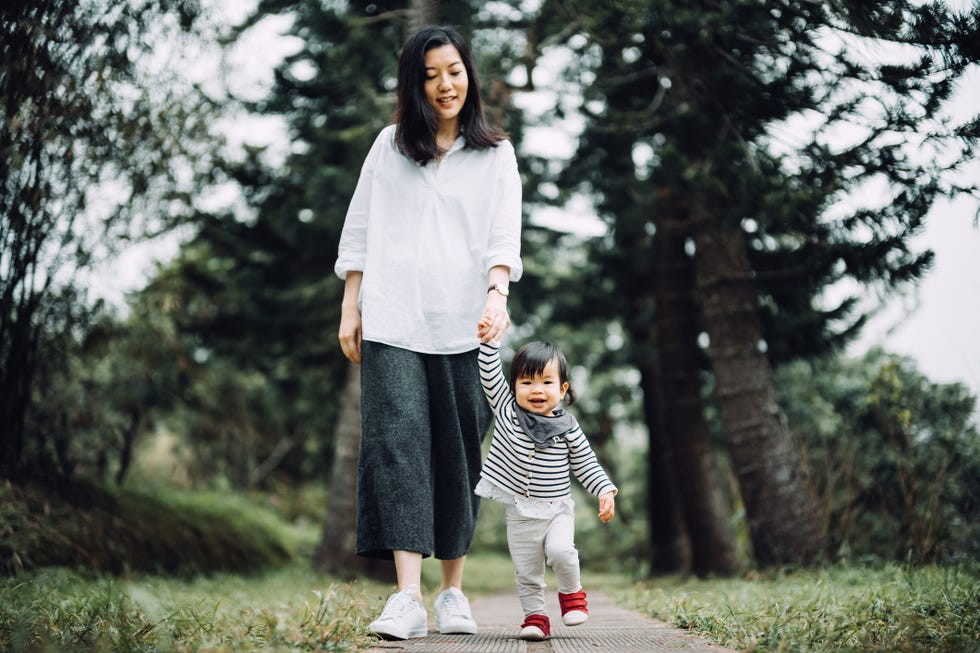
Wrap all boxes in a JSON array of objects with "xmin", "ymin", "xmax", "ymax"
[{"xmin": 508, "ymin": 341, "xmax": 576, "ymax": 406}]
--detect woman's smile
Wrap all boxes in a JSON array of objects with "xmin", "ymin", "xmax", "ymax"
[{"xmin": 424, "ymin": 44, "xmax": 469, "ymax": 126}]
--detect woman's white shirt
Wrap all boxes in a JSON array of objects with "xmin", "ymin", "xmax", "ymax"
[{"xmin": 335, "ymin": 125, "xmax": 523, "ymax": 354}]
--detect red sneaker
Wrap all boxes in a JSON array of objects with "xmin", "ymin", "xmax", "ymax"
[
  {"xmin": 558, "ymin": 589, "xmax": 589, "ymax": 626},
  {"xmin": 519, "ymin": 613, "xmax": 550, "ymax": 640}
]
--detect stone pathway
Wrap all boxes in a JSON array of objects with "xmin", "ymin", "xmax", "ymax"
[{"xmin": 363, "ymin": 590, "xmax": 737, "ymax": 652}]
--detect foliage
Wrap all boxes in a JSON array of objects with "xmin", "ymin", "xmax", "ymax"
[
  {"xmin": 628, "ymin": 562, "xmax": 980, "ymax": 652},
  {"xmin": 27, "ymin": 300, "xmax": 186, "ymax": 486},
  {"xmin": 5, "ymin": 0, "xmax": 978, "ymax": 581},
  {"xmin": 776, "ymin": 350, "xmax": 980, "ymax": 563},
  {"xmin": 137, "ymin": 0, "xmax": 408, "ymax": 486},
  {"xmin": 531, "ymin": 0, "xmax": 980, "ymax": 370},
  {"xmin": 138, "ymin": 0, "xmax": 537, "ymax": 489},
  {"xmin": 0, "ymin": 0, "xmax": 218, "ymax": 480},
  {"xmin": 0, "ymin": 480, "xmax": 303, "ymax": 576},
  {"xmin": 510, "ymin": 0, "xmax": 980, "ymax": 568}
]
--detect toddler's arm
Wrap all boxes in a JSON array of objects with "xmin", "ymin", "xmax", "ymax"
[{"xmin": 477, "ymin": 341, "xmax": 510, "ymax": 413}]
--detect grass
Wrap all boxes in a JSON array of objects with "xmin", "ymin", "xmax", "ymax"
[
  {"xmin": 4, "ymin": 480, "xmax": 978, "ymax": 652},
  {"xmin": 12, "ymin": 557, "xmax": 976, "ymax": 653},
  {"xmin": 627, "ymin": 562, "xmax": 980, "ymax": 652},
  {"xmin": 0, "ymin": 552, "xmax": 518, "ymax": 652},
  {"xmin": 0, "ymin": 564, "xmax": 378, "ymax": 652}
]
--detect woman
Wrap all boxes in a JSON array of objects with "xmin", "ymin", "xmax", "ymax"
[{"xmin": 334, "ymin": 25, "xmax": 522, "ymax": 640}]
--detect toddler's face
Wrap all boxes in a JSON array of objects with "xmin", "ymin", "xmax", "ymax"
[{"xmin": 514, "ymin": 358, "xmax": 569, "ymax": 415}]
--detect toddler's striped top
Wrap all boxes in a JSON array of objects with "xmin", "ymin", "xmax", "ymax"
[{"xmin": 477, "ymin": 342, "xmax": 617, "ymax": 503}]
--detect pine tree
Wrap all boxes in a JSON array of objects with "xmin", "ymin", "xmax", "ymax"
[{"xmin": 533, "ymin": 0, "xmax": 979, "ymax": 565}]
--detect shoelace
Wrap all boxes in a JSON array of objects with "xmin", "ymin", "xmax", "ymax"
[
  {"xmin": 379, "ymin": 592, "xmax": 421, "ymax": 621},
  {"xmin": 438, "ymin": 591, "xmax": 470, "ymax": 618}
]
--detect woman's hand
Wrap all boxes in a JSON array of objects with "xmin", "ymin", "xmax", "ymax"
[
  {"xmin": 339, "ymin": 305, "xmax": 362, "ymax": 364},
  {"xmin": 339, "ymin": 271, "xmax": 363, "ymax": 364},
  {"xmin": 478, "ymin": 291, "xmax": 510, "ymax": 343}
]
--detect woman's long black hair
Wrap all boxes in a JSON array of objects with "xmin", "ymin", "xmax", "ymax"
[{"xmin": 394, "ymin": 25, "xmax": 506, "ymax": 165}]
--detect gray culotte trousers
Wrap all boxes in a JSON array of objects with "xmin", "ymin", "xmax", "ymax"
[{"xmin": 356, "ymin": 340, "xmax": 492, "ymax": 560}]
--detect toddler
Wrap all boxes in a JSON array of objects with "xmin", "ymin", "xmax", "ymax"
[{"xmin": 474, "ymin": 331, "xmax": 616, "ymax": 641}]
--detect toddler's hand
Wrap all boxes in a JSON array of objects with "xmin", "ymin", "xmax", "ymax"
[
  {"xmin": 477, "ymin": 314, "xmax": 501, "ymax": 344},
  {"xmin": 598, "ymin": 491, "xmax": 616, "ymax": 523}
]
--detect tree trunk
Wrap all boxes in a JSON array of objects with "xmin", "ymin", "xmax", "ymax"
[
  {"xmin": 639, "ymin": 360, "xmax": 690, "ymax": 573},
  {"xmin": 691, "ymin": 214, "xmax": 824, "ymax": 565},
  {"xmin": 655, "ymin": 215, "xmax": 737, "ymax": 575},
  {"xmin": 0, "ymin": 299, "xmax": 36, "ymax": 479},
  {"xmin": 313, "ymin": 363, "xmax": 394, "ymax": 581},
  {"xmin": 407, "ymin": 0, "xmax": 438, "ymax": 36},
  {"xmin": 115, "ymin": 407, "xmax": 141, "ymax": 485}
]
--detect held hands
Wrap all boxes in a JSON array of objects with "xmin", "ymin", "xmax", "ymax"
[
  {"xmin": 477, "ymin": 292, "xmax": 510, "ymax": 343},
  {"xmin": 598, "ymin": 491, "xmax": 616, "ymax": 523}
]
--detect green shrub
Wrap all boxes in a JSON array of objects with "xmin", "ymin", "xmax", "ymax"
[
  {"xmin": 0, "ymin": 481, "xmax": 304, "ymax": 576},
  {"xmin": 776, "ymin": 350, "xmax": 980, "ymax": 563}
]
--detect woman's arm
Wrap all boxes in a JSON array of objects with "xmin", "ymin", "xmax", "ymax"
[
  {"xmin": 478, "ymin": 265, "xmax": 511, "ymax": 344},
  {"xmin": 339, "ymin": 271, "xmax": 363, "ymax": 364}
]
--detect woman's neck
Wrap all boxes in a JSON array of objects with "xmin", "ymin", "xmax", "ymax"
[{"xmin": 435, "ymin": 120, "xmax": 461, "ymax": 152}]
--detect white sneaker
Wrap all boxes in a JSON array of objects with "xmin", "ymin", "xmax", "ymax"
[
  {"xmin": 368, "ymin": 585, "xmax": 428, "ymax": 640},
  {"xmin": 434, "ymin": 587, "xmax": 478, "ymax": 634}
]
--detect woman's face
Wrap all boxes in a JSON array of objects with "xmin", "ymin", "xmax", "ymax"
[{"xmin": 424, "ymin": 44, "xmax": 468, "ymax": 128}]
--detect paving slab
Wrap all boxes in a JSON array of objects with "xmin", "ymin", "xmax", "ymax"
[{"xmin": 362, "ymin": 590, "xmax": 737, "ymax": 653}]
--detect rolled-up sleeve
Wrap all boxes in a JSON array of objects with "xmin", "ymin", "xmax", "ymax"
[
  {"xmin": 484, "ymin": 140, "xmax": 523, "ymax": 282},
  {"xmin": 334, "ymin": 133, "xmax": 384, "ymax": 280}
]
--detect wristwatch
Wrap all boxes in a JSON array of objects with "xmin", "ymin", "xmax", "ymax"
[{"xmin": 487, "ymin": 283, "xmax": 509, "ymax": 298}]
